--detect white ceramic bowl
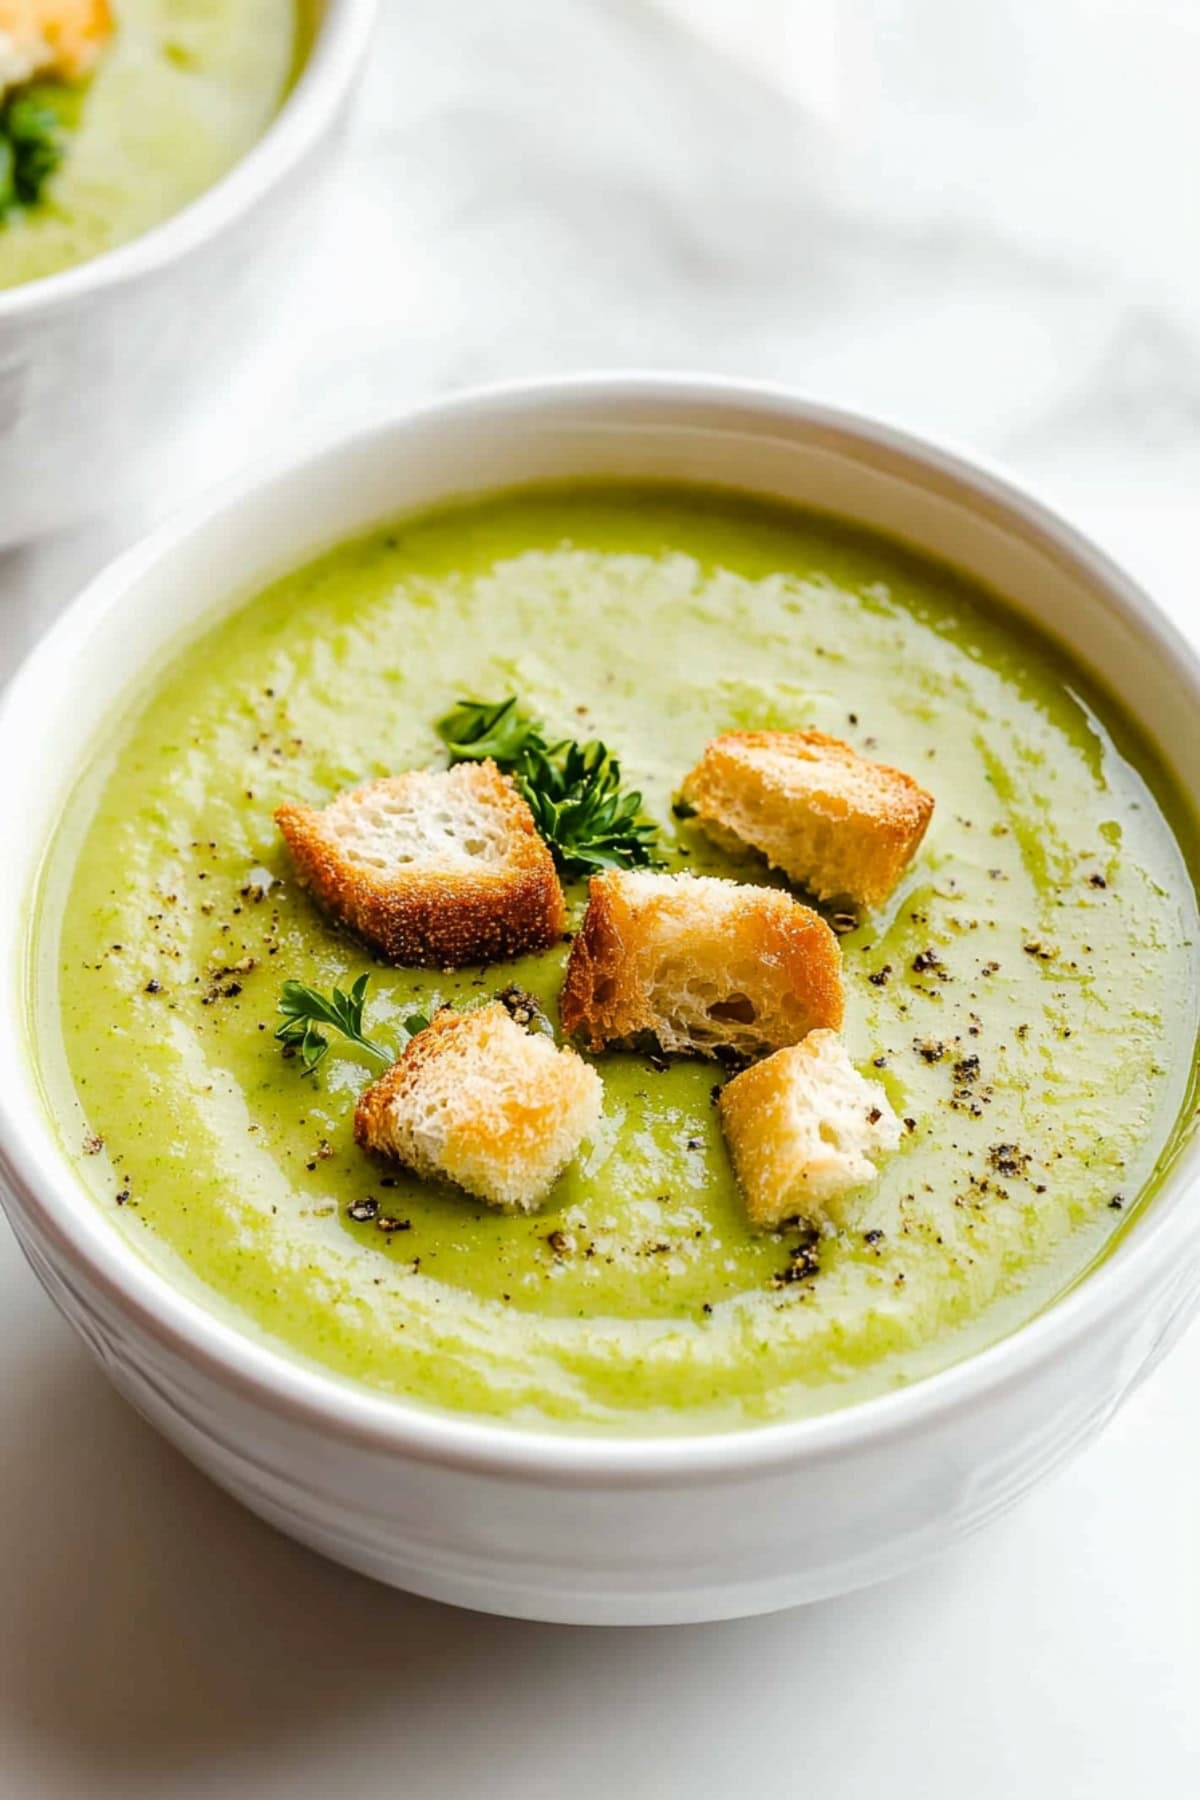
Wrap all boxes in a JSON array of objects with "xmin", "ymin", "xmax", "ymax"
[
  {"xmin": 1, "ymin": 377, "xmax": 1198, "ymax": 1626},
  {"xmin": 0, "ymin": 0, "xmax": 376, "ymax": 547}
]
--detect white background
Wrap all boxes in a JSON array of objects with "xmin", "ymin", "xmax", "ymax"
[{"xmin": 1, "ymin": 2, "xmax": 1198, "ymax": 1792}]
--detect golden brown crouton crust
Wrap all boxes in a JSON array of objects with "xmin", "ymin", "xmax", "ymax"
[
  {"xmin": 681, "ymin": 729, "xmax": 935, "ymax": 909},
  {"xmin": 276, "ymin": 762, "xmax": 565, "ymax": 969},
  {"xmin": 719, "ymin": 1030, "xmax": 901, "ymax": 1228},
  {"xmin": 560, "ymin": 869, "xmax": 844, "ymax": 1056},
  {"xmin": 355, "ymin": 1012, "xmax": 456, "ymax": 1161},
  {"xmin": 0, "ymin": 1, "xmax": 113, "ymax": 82},
  {"xmin": 354, "ymin": 1003, "xmax": 603, "ymax": 1211}
]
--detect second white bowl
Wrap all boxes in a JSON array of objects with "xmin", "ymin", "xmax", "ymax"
[{"xmin": 0, "ymin": 0, "xmax": 376, "ymax": 546}]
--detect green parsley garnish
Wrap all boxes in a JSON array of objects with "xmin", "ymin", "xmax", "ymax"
[
  {"xmin": 518, "ymin": 738, "xmax": 660, "ymax": 876},
  {"xmin": 436, "ymin": 696, "xmax": 661, "ymax": 877},
  {"xmin": 0, "ymin": 92, "xmax": 66, "ymax": 218},
  {"xmin": 276, "ymin": 975, "xmax": 428, "ymax": 1076},
  {"xmin": 434, "ymin": 696, "xmax": 545, "ymax": 768}
]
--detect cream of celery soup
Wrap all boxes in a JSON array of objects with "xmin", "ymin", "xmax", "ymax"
[{"xmin": 35, "ymin": 485, "xmax": 1200, "ymax": 1432}]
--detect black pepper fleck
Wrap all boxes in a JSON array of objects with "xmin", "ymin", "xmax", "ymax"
[
  {"xmin": 989, "ymin": 1143, "xmax": 1030, "ymax": 1178},
  {"xmin": 772, "ymin": 1234, "xmax": 821, "ymax": 1287}
]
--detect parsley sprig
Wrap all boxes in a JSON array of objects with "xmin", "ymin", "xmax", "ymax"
[
  {"xmin": 434, "ymin": 697, "xmax": 545, "ymax": 768},
  {"xmin": 275, "ymin": 976, "xmax": 428, "ymax": 1076},
  {"xmin": 436, "ymin": 697, "xmax": 661, "ymax": 877},
  {"xmin": 519, "ymin": 739, "xmax": 660, "ymax": 876},
  {"xmin": 0, "ymin": 93, "xmax": 65, "ymax": 218}
]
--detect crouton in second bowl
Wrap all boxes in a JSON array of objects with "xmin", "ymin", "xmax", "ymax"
[{"xmin": 0, "ymin": 377, "xmax": 1197, "ymax": 1624}]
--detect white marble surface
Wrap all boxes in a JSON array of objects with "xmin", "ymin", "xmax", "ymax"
[{"xmin": 2, "ymin": 1, "xmax": 1199, "ymax": 1793}]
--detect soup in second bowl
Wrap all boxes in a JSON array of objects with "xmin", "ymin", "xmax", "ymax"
[{"xmin": 0, "ymin": 0, "xmax": 302, "ymax": 289}]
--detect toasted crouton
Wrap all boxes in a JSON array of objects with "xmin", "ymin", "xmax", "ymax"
[
  {"xmin": 681, "ymin": 729, "xmax": 934, "ymax": 909},
  {"xmin": 560, "ymin": 869, "xmax": 843, "ymax": 1057},
  {"xmin": 719, "ymin": 1029, "xmax": 902, "ymax": 1228},
  {"xmin": 276, "ymin": 762, "xmax": 565, "ymax": 969},
  {"xmin": 0, "ymin": 1, "xmax": 112, "ymax": 91},
  {"xmin": 354, "ymin": 1002, "xmax": 603, "ymax": 1211}
]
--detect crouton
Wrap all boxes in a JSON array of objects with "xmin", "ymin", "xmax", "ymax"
[
  {"xmin": 354, "ymin": 1002, "xmax": 603, "ymax": 1212},
  {"xmin": 276, "ymin": 762, "xmax": 565, "ymax": 969},
  {"xmin": 0, "ymin": 1, "xmax": 112, "ymax": 91},
  {"xmin": 560, "ymin": 869, "xmax": 844, "ymax": 1057},
  {"xmin": 719, "ymin": 1029, "xmax": 902, "ymax": 1228},
  {"xmin": 681, "ymin": 729, "xmax": 935, "ymax": 909}
]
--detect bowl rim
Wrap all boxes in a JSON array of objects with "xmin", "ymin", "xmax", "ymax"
[
  {"xmin": 0, "ymin": 0, "xmax": 377, "ymax": 322},
  {"xmin": 2, "ymin": 371, "xmax": 1198, "ymax": 1486}
]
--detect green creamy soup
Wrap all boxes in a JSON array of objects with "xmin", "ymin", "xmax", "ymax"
[
  {"xmin": 35, "ymin": 486, "xmax": 1200, "ymax": 1433},
  {"xmin": 0, "ymin": 0, "xmax": 301, "ymax": 290}
]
